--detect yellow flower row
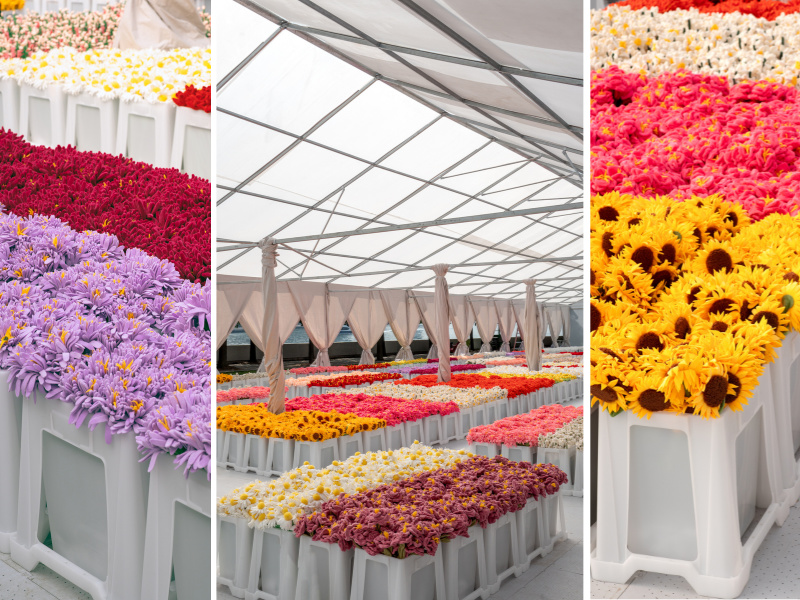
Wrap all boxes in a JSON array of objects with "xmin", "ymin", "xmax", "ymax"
[
  {"xmin": 216, "ymin": 405, "xmax": 386, "ymax": 441},
  {"xmin": 217, "ymin": 373, "xmax": 232, "ymax": 383},
  {"xmin": 591, "ymin": 193, "xmax": 800, "ymax": 419}
]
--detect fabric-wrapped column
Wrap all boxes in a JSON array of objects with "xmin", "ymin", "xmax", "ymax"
[
  {"xmin": 258, "ymin": 238, "xmax": 286, "ymax": 414},
  {"xmin": 524, "ymin": 279, "xmax": 542, "ymax": 372},
  {"xmin": 433, "ymin": 264, "xmax": 452, "ymax": 383}
]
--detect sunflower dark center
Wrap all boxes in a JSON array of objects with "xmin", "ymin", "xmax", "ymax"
[
  {"xmin": 693, "ymin": 227, "xmax": 703, "ymax": 244},
  {"xmin": 602, "ymin": 232, "xmax": 614, "ymax": 257},
  {"xmin": 709, "ymin": 298, "xmax": 735, "ymax": 315},
  {"xmin": 725, "ymin": 211, "xmax": 738, "ymax": 227},
  {"xmin": 659, "ymin": 243, "xmax": 677, "ymax": 264},
  {"xmin": 727, "ymin": 372, "xmax": 741, "ymax": 402},
  {"xmin": 590, "ymin": 304, "xmax": 602, "ymax": 332},
  {"xmin": 591, "ymin": 384, "xmax": 618, "ymax": 404},
  {"xmin": 784, "ymin": 271, "xmax": 800, "ymax": 283},
  {"xmin": 635, "ymin": 332, "xmax": 664, "ymax": 352},
  {"xmin": 688, "ymin": 285, "xmax": 701, "ymax": 305},
  {"xmin": 674, "ymin": 316, "xmax": 691, "ymax": 339},
  {"xmin": 740, "ymin": 301, "xmax": 753, "ymax": 321},
  {"xmin": 598, "ymin": 206, "xmax": 620, "ymax": 222},
  {"xmin": 702, "ymin": 374, "xmax": 728, "ymax": 408},
  {"xmin": 706, "ymin": 248, "xmax": 733, "ymax": 274},
  {"xmin": 628, "ymin": 217, "xmax": 641, "ymax": 226},
  {"xmin": 638, "ymin": 389, "xmax": 669, "ymax": 412},
  {"xmin": 652, "ymin": 270, "xmax": 673, "ymax": 288},
  {"xmin": 711, "ymin": 321, "xmax": 729, "ymax": 332},
  {"xmin": 631, "ymin": 246, "xmax": 655, "ymax": 272},
  {"xmin": 752, "ymin": 310, "xmax": 780, "ymax": 330}
]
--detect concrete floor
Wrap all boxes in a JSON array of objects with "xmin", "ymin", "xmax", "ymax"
[
  {"xmin": 590, "ymin": 500, "xmax": 800, "ymax": 598},
  {"xmin": 0, "ymin": 552, "xmax": 90, "ymax": 600}
]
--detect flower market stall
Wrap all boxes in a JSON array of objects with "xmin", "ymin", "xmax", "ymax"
[
  {"xmin": 216, "ymin": 0, "xmax": 585, "ymax": 598},
  {"xmin": 0, "ymin": 2, "xmax": 212, "ymax": 599},
  {"xmin": 591, "ymin": 1, "xmax": 800, "ymax": 597}
]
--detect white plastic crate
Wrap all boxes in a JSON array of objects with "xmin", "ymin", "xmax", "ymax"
[
  {"xmin": 19, "ymin": 83, "xmax": 67, "ymax": 147},
  {"xmin": 458, "ymin": 407, "xmax": 474, "ymax": 435},
  {"xmin": 264, "ymin": 438, "xmax": 294, "ymax": 477},
  {"xmin": 0, "ymin": 79, "xmax": 20, "ymax": 134},
  {"xmin": 0, "ymin": 370, "xmax": 22, "ymax": 552},
  {"xmin": 65, "ymin": 93, "xmax": 118, "ymax": 154},
  {"xmin": 246, "ymin": 527, "xmax": 299, "ymax": 600},
  {"xmin": 217, "ymin": 516, "xmax": 253, "ymax": 598},
  {"xmin": 441, "ymin": 412, "xmax": 461, "ymax": 442},
  {"xmin": 500, "ymin": 444, "xmax": 535, "ymax": 464},
  {"xmin": 515, "ymin": 496, "xmax": 545, "ymax": 570},
  {"xmin": 573, "ymin": 450, "xmax": 584, "ymax": 497},
  {"xmin": 484, "ymin": 512, "xmax": 521, "ymax": 594},
  {"xmin": 295, "ymin": 535, "xmax": 353, "ymax": 600},
  {"xmin": 293, "ymin": 438, "xmax": 339, "ymax": 470},
  {"xmin": 220, "ymin": 430, "xmax": 246, "ymax": 471},
  {"xmin": 768, "ymin": 332, "xmax": 800, "ymax": 507},
  {"xmin": 11, "ymin": 395, "xmax": 148, "ymax": 600},
  {"xmin": 170, "ymin": 106, "xmax": 210, "ymax": 179},
  {"xmin": 405, "ymin": 419, "xmax": 424, "ymax": 446},
  {"xmin": 361, "ymin": 428, "xmax": 386, "ymax": 454},
  {"xmin": 115, "ymin": 100, "xmax": 176, "ymax": 167},
  {"xmin": 349, "ymin": 545, "xmax": 445, "ymax": 600},
  {"xmin": 541, "ymin": 491, "xmax": 566, "ymax": 556},
  {"xmin": 140, "ymin": 456, "xmax": 211, "ymax": 600},
  {"xmin": 467, "ymin": 443, "xmax": 500, "ymax": 459},
  {"xmin": 441, "ymin": 524, "xmax": 487, "ymax": 600},
  {"xmin": 537, "ymin": 447, "xmax": 576, "ymax": 495},
  {"xmin": 424, "ymin": 415, "xmax": 444, "ymax": 446},
  {"xmin": 384, "ymin": 424, "xmax": 406, "ymax": 450},
  {"xmin": 591, "ymin": 371, "xmax": 783, "ymax": 598}
]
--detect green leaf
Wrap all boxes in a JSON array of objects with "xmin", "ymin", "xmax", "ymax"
[{"xmin": 782, "ymin": 294, "xmax": 795, "ymax": 313}]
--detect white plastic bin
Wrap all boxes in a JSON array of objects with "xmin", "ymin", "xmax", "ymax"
[
  {"xmin": 295, "ymin": 536, "xmax": 353, "ymax": 600},
  {"xmin": 0, "ymin": 370, "xmax": 22, "ymax": 552},
  {"xmin": 591, "ymin": 371, "xmax": 784, "ymax": 598},
  {"xmin": 349, "ymin": 545, "xmax": 445, "ymax": 600},
  {"xmin": 483, "ymin": 512, "xmax": 521, "ymax": 594},
  {"xmin": 0, "ymin": 78, "xmax": 20, "ymax": 134},
  {"xmin": 140, "ymin": 455, "xmax": 211, "ymax": 600},
  {"xmin": 537, "ymin": 447, "xmax": 575, "ymax": 494},
  {"xmin": 11, "ymin": 395, "xmax": 148, "ymax": 600},
  {"xmin": 19, "ymin": 83, "xmax": 67, "ymax": 147},
  {"xmin": 247, "ymin": 527, "xmax": 299, "ymax": 600},
  {"xmin": 171, "ymin": 106, "xmax": 210, "ymax": 179},
  {"xmin": 64, "ymin": 93, "xmax": 118, "ymax": 154},
  {"xmin": 217, "ymin": 516, "xmax": 253, "ymax": 599},
  {"xmin": 115, "ymin": 100, "xmax": 176, "ymax": 167},
  {"xmin": 441, "ymin": 524, "xmax": 487, "ymax": 600}
]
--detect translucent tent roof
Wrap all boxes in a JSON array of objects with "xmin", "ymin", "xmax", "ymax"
[{"xmin": 217, "ymin": 0, "xmax": 584, "ymax": 304}]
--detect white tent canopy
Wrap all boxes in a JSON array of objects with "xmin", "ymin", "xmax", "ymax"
[{"xmin": 217, "ymin": 0, "xmax": 584, "ymax": 366}]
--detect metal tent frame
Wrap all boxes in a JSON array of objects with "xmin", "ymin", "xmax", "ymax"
[{"xmin": 216, "ymin": 0, "xmax": 584, "ymax": 304}]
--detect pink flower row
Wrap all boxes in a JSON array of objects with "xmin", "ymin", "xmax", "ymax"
[
  {"xmin": 466, "ymin": 404, "xmax": 582, "ymax": 447},
  {"xmin": 216, "ymin": 386, "xmax": 271, "ymax": 403},
  {"xmin": 284, "ymin": 393, "xmax": 459, "ymax": 427},
  {"xmin": 288, "ymin": 366, "xmax": 349, "ymax": 375},
  {"xmin": 592, "ymin": 67, "xmax": 800, "ymax": 219}
]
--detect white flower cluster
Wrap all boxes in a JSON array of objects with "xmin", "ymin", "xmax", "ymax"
[
  {"xmin": 592, "ymin": 6, "xmax": 800, "ymax": 86},
  {"xmin": 217, "ymin": 443, "xmax": 471, "ymax": 530},
  {"xmin": 340, "ymin": 382, "xmax": 508, "ymax": 408},
  {"xmin": 537, "ymin": 417, "xmax": 583, "ymax": 450},
  {"xmin": 0, "ymin": 47, "xmax": 210, "ymax": 103}
]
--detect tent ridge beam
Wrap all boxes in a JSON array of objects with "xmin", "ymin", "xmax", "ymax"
[
  {"xmin": 271, "ymin": 203, "xmax": 582, "ymax": 244},
  {"xmin": 284, "ymin": 22, "xmax": 582, "ymax": 86}
]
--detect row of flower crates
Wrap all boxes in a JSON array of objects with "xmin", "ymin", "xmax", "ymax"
[
  {"xmin": 218, "ymin": 491, "xmax": 567, "ymax": 600},
  {"xmin": 592, "ymin": 331, "xmax": 800, "ymax": 598},
  {"xmin": 0, "ymin": 79, "xmax": 210, "ymax": 179},
  {"xmin": 0, "ymin": 372, "xmax": 210, "ymax": 600}
]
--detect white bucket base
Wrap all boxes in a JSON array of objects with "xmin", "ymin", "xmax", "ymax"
[
  {"xmin": 218, "ymin": 516, "xmax": 252, "ymax": 599},
  {"xmin": 246, "ymin": 527, "xmax": 299, "ymax": 600}
]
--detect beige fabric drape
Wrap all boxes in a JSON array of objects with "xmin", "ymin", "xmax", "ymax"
[
  {"xmin": 114, "ymin": 0, "xmax": 210, "ymax": 50},
  {"xmin": 495, "ymin": 299, "xmax": 515, "ymax": 353},
  {"xmin": 258, "ymin": 239, "xmax": 286, "ymax": 414},
  {"xmin": 432, "ymin": 264, "xmax": 452, "ymax": 383},
  {"xmin": 380, "ymin": 290, "xmax": 420, "ymax": 361},
  {"xmin": 469, "ymin": 297, "xmax": 498, "ymax": 353},
  {"xmin": 524, "ymin": 279, "xmax": 542, "ymax": 372},
  {"xmin": 348, "ymin": 291, "xmax": 389, "ymax": 365},
  {"xmin": 449, "ymin": 295, "xmax": 473, "ymax": 357},
  {"xmin": 414, "ymin": 293, "xmax": 441, "ymax": 360},
  {"xmin": 216, "ymin": 282, "xmax": 257, "ymax": 351}
]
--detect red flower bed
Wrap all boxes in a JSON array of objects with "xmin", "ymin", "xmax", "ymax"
[
  {"xmin": 172, "ymin": 85, "xmax": 211, "ymax": 113},
  {"xmin": 613, "ymin": 0, "xmax": 800, "ymax": 19},
  {"xmin": 592, "ymin": 67, "xmax": 800, "ymax": 220},
  {"xmin": 346, "ymin": 362, "xmax": 391, "ymax": 371},
  {"xmin": 0, "ymin": 130, "xmax": 210, "ymax": 280},
  {"xmin": 394, "ymin": 374, "xmax": 554, "ymax": 398},
  {"xmin": 305, "ymin": 373, "xmax": 402, "ymax": 388}
]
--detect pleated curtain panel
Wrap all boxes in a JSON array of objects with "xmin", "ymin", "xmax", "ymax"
[
  {"xmin": 239, "ymin": 285, "xmax": 300, "ymax": 364},
  {"xmin": 380, "ymin": 290, "xmax": 419, "ymax": 361},
  {"xmin": 288, "ymin": 282, "xmax": 356, "ymax": 368},
  {"xmin": 432, "ymin": 264, "xmax": 452, "ymax": 383},
  {"xmin": 216, "ymin": 281, "xmax": 256, "ymax": 351},
  {"xmin": 347, "ymin": 291, "xmax": 389, "ymax": 365},
  {"xmin": 449, "ymin": 295, "xmax": 474, "ymax": 357},
  {"xmin": 524, "ymin": 279, "xmax": 542, "ymax": 372},
  {"xmin": 413, "ymin": 293, "xmax": 440, "ymax": 360},
  {"xmin": 561, "ymin": 305, "xmax": 572, "ymax": 346},
  {"xmin": 494, "ymin": 299, "xmax": 516, "ymax": 353},
  {"xmin": 258, "ymin": 238, "xmax": 287, "ymax": 414},
  {"xmin": 469, "ymin": 297, "xmax": 499, "ymax": 353}
]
